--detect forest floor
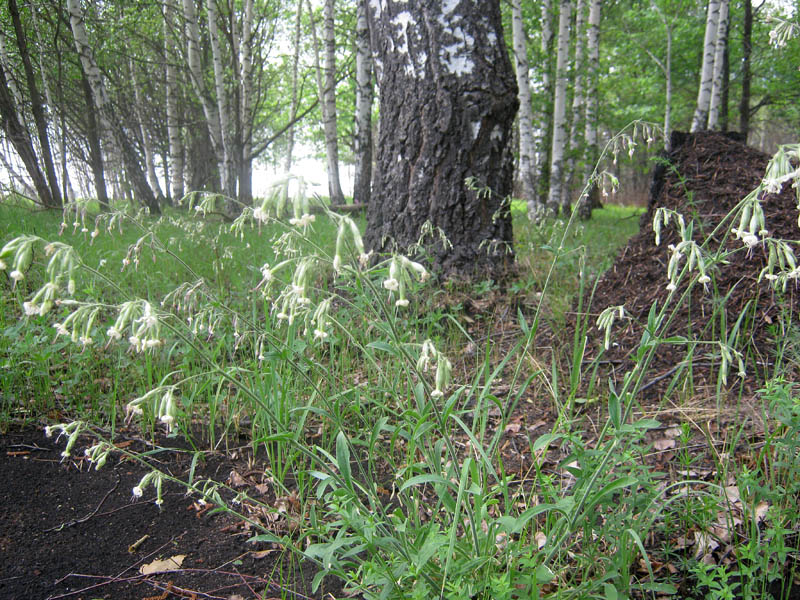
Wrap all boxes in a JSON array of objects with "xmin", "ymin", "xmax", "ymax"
[{"xmin": 2, "ymin": 132, "xmax": 800, "ymax": 600}]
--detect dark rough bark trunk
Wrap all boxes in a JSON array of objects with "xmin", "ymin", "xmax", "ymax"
[
  {"xmin": 365, "ymin": 0, "xmax": 518, "ymax": 279},
  {"xmin": 739, "ymin": 0, "xmax": 752, "ymax": 139},
  {"xmin": 79, "ymin": 62, "xmax": 108, "ymax": 209},
  {"xmin": 0, "ymin": 64, "xmax": 52, "ymax": 206},
  {"xmin": 8, "ymin": 0, "xmax": 61, "ymax": 207}
]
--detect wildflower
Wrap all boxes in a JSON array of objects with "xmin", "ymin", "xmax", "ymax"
[
  {"xmin": 44, "ymin": 243, "xmax": 56, "ymax": 256},
  {"xmin": 23, "ymin": 302, "xmax": 39, "ymax": 316},
  {"xmin": 79, "ymin": 335, "xmax": 93, "ymax": 346},
  {"xmin": 91, "ymin": 229, "xmax": 99, "ymax": 239},
  {"xmin": 132, "ymin": 486, "xmax": 144, "ymax": 498},
  {"xmin": 107, "ymin": 326, "xmax": 122, "ymax": 341},
  {"xmin": 54, "ymin": 323, "xmax": 69, "ymax": 336},
  {"xmin": 742, "ymin": 233, "xmax": 759, "ymax": 249},
  {"xmin": 44, "ymin": 426, "xmax": 53, "ymax": 438},
  {"xmin": 666, "ymin": 282, "xmax": 677, "ymax": 292},
  {"xmin": 314, "ymin": 328, "xmax": 329, "ymax": 340},
  {"xmin": 383, "ymin": 277, "xmax": 400, "ymax": 291},
  {"xmin": 10, "ymin": 269, "xmax": 24, "ymax": 282},
  {"xmin": 260, "ymin": 264, "xmax": 273, "ymax": 281},
  {"xmin": 99, "ymin": 259, "xmax": 107, "ymax": 268},
  {"xmin": 81, "ymin": 227, "xmax": 88, "ymax": 234},
  {"xmin": 395, "ymin": 298, "xmax": 410, "ymax": 307},
  {"xmin": 0, "ymin": 259, "xmax": 5, "ymax": 270},
  {"xmin": 253, "ymin": 207, "xmax": 267, "ymax": 222},
  {"xmin": 144, "ymin": 339, "xmax": 162, "ymax": 350}
]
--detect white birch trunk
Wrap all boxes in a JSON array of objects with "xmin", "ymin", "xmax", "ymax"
[
  {"xmin": 563, "ymin": 0, "xmax": 586, "ymax": 212},
  {"xmin": 206, "ymin": 0, "xmax": 235, "ymax": 198},
  {"xmin": 536, "ymin": 0, "xmax": 554, "ymax": 206},
  {"xmin": 164, "ymin": 3, "xmax": 184, "ymax": 202},
  {"xmin": 0, "ymin": 31, "xmax": 23, "ymax": 113},
  {"xmin": 547, "ymin": 0, "xmax": 572, "ymax": 213},
  {"xmin": 352, "ymin": 0, "xmax": 373, "ymax": 205},
  {"xmin": 182, "ymin": 0, "xmax": 223, "ymax": 180},
  {"xmin": 691, "ymin": 0, "xmax": 720, "ymax": 132},
  {"xmin": 239, "ymin": 0, "xmax": 255, "ymax": 204},
  {"xmin": 308, "ymin": 0, "xmax": 344, "ymax": 205},
  {"xmin": 707, "ymin": 0, "xmax": 730, "ymax": 130},
  {"xmin": 284, "ymin": 0, "xmax": 303, "ymax": 173},
  {"xmin": 583, "ymin": 0, "xmax": 600, "ymax": 178},
  {"xmin": 511, "ymin": 0, "xmax": 539, "ymax": 219}
]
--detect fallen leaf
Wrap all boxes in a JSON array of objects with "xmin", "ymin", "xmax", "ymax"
[
  {"xmin": 504, "ymin": 422, "xmax": 521, "ymax": 434},
  {"xmin": 251, "ymin": 549, "xmax": 277, "ymax": 559},
  {"xmin": 139, "ymin": 555, "xmax": 186, "ymax": 575},
  {"xmin": 755, "ymin": 501, "xmax": 770, "ymax": 522},
  {"xmin": 653, "ymin": 438, "xmax": 676, "ymax": 451},
  {"xmin": 229, "ymin": 470, "xmax": 248, "ymax": 488},
  {"xmin": 534, "ymin": 531, "xmax": 547, "ymax": 549}
]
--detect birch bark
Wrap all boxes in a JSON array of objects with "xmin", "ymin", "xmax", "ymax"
[
  {"xmin": 564, "ymin": 0, "xmax": 586, "ymax": 213},
  {"xmin": 284, "ymin": 0, "xmax": 303, "ymax": 173},
  {"xmin": 164, "ymin": 2, "xmax": 184, "ymax": 202},
  {"xmin": 707, "ymin": 0, "xmax": 730, "ymax": 130},
  {"xmin": 511, "ymin": 0, "xmax": 539, "ymax": 219},
  {"xmin": 66, "ymin": 0, "xmax": 159, "ymax": 213},
  {"xmin": 239, "ymin": 0, "xmax": 255, "ymax": 205},
  {"xmin": 577, "ymin": 0, "xmax": 600, "ymax": 218},
  {"xmin": 547, "ymin": 0, "xmax": 572, "ymax": 214},
  {"xmin": 352, "ymin": 0, "xmax": 373, "ymax": 206},
  {"xmin": 691, "ymin": 0, "xmax": 720, "ymax": 132}
]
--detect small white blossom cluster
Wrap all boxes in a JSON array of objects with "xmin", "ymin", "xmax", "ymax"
[
  {"xmin": 126, "ymin": 386, "xmax": 179, "ymax": 432},
  {"xmin": 84, "ymin": 442, "xmax": 112, "ymax": 470},
  {"xmin": 731, "ymin": 197, "xmax": 768, "ymax": 255},
  {"xmin": 596, "ymin": 305, "xmax": 628, "ymax": 351},
  {"xmin": 382, "ymin": 255, "xmax": 430, "ymax": 308},
  {"xmin": 104, "ymin": 300, "xmax": 163, "ymax": 352},
  {"xmin": 131, "ymin": 470, "xmax": 165, "ymax": 506},
  {"xmin": 417, "ymin": 339, "xmax": 452, "ymax": 399},
  {"xmin": 760, "ymin": 239, "xmax": 800, "ymax": 291},
  {"xmin": 44, "ymin": 421, "xmax": 84, "ymax": 459},
  {"xmin": 53, "ymin": 303, "xmax": 101, "ymax": 348},
  {"xmin": 332, "ymin": 215, "xmax": 371, "ymax": 274},
  {"xmin": 718, "ymin": 341, "xmax": 746, "ymax": 384},
  {"xmin": 653, "ymin": 208, "xmax": 712, "ymax": 292}
]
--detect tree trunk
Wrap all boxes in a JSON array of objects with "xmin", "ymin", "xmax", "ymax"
[
  {"xmin": 164, "ymin": 3, "xmax": 184, "ymax": 202},
  {"xmin": 577, "ymin": 0, "xmax": 601, "ymax": 219},
  {"xmin": 739, "ymin": 0, "xmax": 752, "ymax": 139},
  {"xmin": 691, "ymin": 0, "xmax": 720, "ymax": 132},
  {"xmin": 536, "ymin": 0, "xmax": 555, "ymax": 207},
  {"xmin": 308, "ymin": 0, "xmax": 345, "ymax": 205},
  {"xmin": 352, "ymin": 0, "xmax": 373, "ymax": 206},
  {"xmin": 206, "ymin": 0, "xmax": 236, "ymax": 199},
  {"xmin": 67, "ymin": 0, "xmax": 159, "ymax": 213},
  {"xmin": 129, "ymin": 58, "xmax": 164, "ymax": 201},
  {"xmin": 8, "ymin": 0, "xmax": 61, "ymax": 207},
  {"xmin": 78, "ymin": 61, "xmax": 109, "ymax": 209},
  {"xmin": 511, "ymin": 0, "xmax": 539, "ymax": 219},
  {"xmin": 707, "ymin": 0, "xmax": 729, "ymax": 130},
  {"xmin": 239, "ymin": 0, "xmax": 255, "ymax": 205},
  {"xmin": 564, "ymin": 0, "xmax": 586, "ymax": 213},
  {"xmin": 284, "ymin": 0, "xmax": 303, "ymax": 173},
  {"xmin": 365, "ymin": 0, "xmax": 518, "ymax": 279},
  {"xmin": 547, "ymin": 0, "xmax": 571, "ymax": 214},
  {"xmin": 0, "ymin": 65, "xmax": 53, "ymax": 206}
]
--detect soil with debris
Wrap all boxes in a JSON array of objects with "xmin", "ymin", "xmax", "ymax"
[
  {"xmin": 585, "ymin": 131, "xmax": 800, "ymax": 393},
  {"xmin": 0, "ymin": 427, "xmax": 339, "ymax": 600}
]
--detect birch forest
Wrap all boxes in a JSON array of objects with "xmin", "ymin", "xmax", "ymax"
[{"xmin": 0, "ymin": 0, "xmax": 797, "ymax": 216}]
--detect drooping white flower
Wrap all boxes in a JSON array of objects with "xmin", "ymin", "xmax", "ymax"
[
  {"xmin": 132, "ymin": 486, "xmax": 143, "ymax": 498},
  {"xmin": 383, "ymin": 277, "xmax": 400, "ymax": 291},
  {"xmin": 395, "ymin": 298, "xmax": 410, "ymax": 307},
  {"xmin": 23, "ymin": 302, "xmax": 39, "ymax": 316},
  {"xmin": 107, "ymin": 326, "xmax": 122, "ymax": 341},
  {"xmin": 666, "ymin": 282, "xmax": 677, "ymax": 292},
  {"xmin": 313, "ymin": 328, "xmax": 329, "ymax": 340},
  {"xmin": 9, "ymin": 269, "xmax": 24, "ymax": 282},
  {"xmin": 54, "ymin": 323, "xmax": 69, "ymax": 336},
  {"xmin": 742, "ymin": 233, "xmax": 759, "ymax": 249}
]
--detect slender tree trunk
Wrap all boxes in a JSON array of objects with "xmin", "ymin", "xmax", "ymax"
[
  {"xmin": 206, "ymin": 0, "xmax": 236, "ymax": 199},
  {"xmin": 352, "ymin": 0, "xmax": 372, "ymax": 206},
  {"xmin": 284, "ymin": 0, "xmax": 303, "ymax": 173},
  {"xmin": 78, "ymin": 61, "xmax": 109, "ymax": 209},
  {"xmin": 577, "ymin": 0, "xmax": 601, "ymax": 219},
  {"xmin": 547, "ymin": 0, "xmax": 572, "ymax": 214},
  {"xmin": 67, "ymin": 0, "xmax": 158, "ymax": 213},
  {"xmin": 8, "ymin": 0, "xmax": 61, "ymax": 207},
  {"xmin": 0, "ymin": 65, "xmax": 53, "ymax": 206},
  {"xmin": 308, "ymin": 0, "xmax": 345, "ymax": 205},
  {"xmin": 129, "ymin": 58, "xmax": 164, "ymax": 201},
  {"xmin": 164, "ymin": 3, "xmax": 184, "ymax": 203},
  {"xmin": 720, "ymin": 14, "xmax": 730, "ymax": 131},
  {"xmin": 564, "ymin": 0, "xmax": 586, "ymax": 213},
  {"xmin": 536, "ymin": 0, "xmax": 555, "ymax": 207},
  {"xmin": 691, "ymin": 0, "xmax": 720, "ymax": 132},
  {"xmin": 365, "ymin": 0, "xmax": 518, "ymax": 278},
  {"xmin": 0, "ymin": 140, "xmax": 37, "ymax": 197},
  {"xmin": 739, "ymin": 0, "xmax": 752, "ymax": 139},
  {"xmin": 239, "ymin": 0, "xmax": 255, "ymax": 205},
  {"xmin": 707, "ymin": 0, "xmax": 729, "ymax": 130},
  {"xmin": 511, "ymin": 0, "xmax": 539, "ymax": 219}
]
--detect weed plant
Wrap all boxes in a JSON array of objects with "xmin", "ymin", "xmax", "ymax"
[{"xmin": 2, "ymin": 134, "xmax": 800, "ymax": 599}]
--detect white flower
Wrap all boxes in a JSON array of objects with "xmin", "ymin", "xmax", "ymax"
[
  {"xmin": 277, "ymin": 312, "xmax": 289, "ymax": 321},
  {"xmin": 132, "ymin": 486, "xmax": 143, "ymax": 498},
  {"xmin": 99, "ymin": 259, "xmax": 107, "ymax": 268},
  {"xmin": 698, "ymin": 275, "xmax": 711, "ymax": 285},
  {"xmin": 666, "ymin": 282, "xmax": 677, "ymax": 292},
  {"xmin": 91, "ymin": 229, "xmax": 99, "ymax": 239},
  {"xmin": 44, "ymin": 426, "xmax": 53, "ymax": 438},
  {"xmin": 44, "ymin": 243, "xmax": 56, "ymax": 256},
  {"xmin": 395, "ymin": 298, "xmax": 410, "ymax": 307},
  {"xmin": 260, "ymin": 264, "xmax": 272, "ymax": 280},
  {"xmin": 79, "ymin": 335, "xmax": 93, "ymax": 346},
  {"xmin": 144, "ymin": 338, "xmax": 162, "ymax": 349},
  {"xmin": 81, "ymin": 227, "xmax": 89, "ymax": 234},
  {"xmin": 160, "ymin": 414, "xmax": 174, "ymax": 425},
  {"xmin": 313, "ymin": 328, "xmax": 328, "ymax": 340},
  {"xmin": 9, "ymin": 269, "xmax": 24, "ymax": 282},
  {"xmin": 742, "ymin": 233, "xmax": 759, "ymax": 248},
  {"xmin": 383, "ymin": 277, "xmax": 400, "ymax": 291},
  {"xmin": 107, "ymin": 327, "xmax": 122, "ymax": 341},
  {"xmin": 431, "ymin": 389, "xmax": 444, "ymax": 399},
  {"xmin": 54, "ymin": 323, "xmax": 69, "ymax": 336},
  {"xmin": 23, "ymin": 302, "xmax": 39, "ymax": 316},
  {"xmin": 253, "ymin": 207, "xmax": 268, "ymax": 223},
  {"xmin": 0, "ymin": 258, "xmax": 5, "ymax": 270},
  {"xmin": 129, "ymin": 335, "xmax": 142, "ymax": 351}
]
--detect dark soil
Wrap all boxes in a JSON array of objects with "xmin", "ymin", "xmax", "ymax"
[
  {"xmin": 0, "ymin": 427, "xmax": 339, "ymax": 600},
  {"xmin": 585, "ymin": 131, "xmax": 800, "ymax": 394}
]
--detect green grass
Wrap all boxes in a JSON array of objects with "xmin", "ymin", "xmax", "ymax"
[{"xmin": 2, "ymin": 172, "xmax": 799, "ymax": 600}]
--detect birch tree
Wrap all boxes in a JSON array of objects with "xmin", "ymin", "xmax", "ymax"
[
  {"xmin": 511, "ymin": 0, "xmax": 539, "ymax": 219},
  {"xmin": 691, "ymin": 0, "xmax": 720, "ymax": 132},
  {"xmin": 164, "ymin": 2, "xmax": 184, "ymax": 202},
  {"xmin": 564, "ymin": 0, "xmax": 586, "ymax": 213},
  {"xmin": 577, "ymin": 0, "xmax": 600, "ymax": 219},
  {"xmin": 352, "ymin": 0, "xmax": 373, "ymax": 206},
  {"xmin": 66, "ymin": 0, "xmax": 159, "ymax": 213},
  {"xmin": 308, "ymin": 0, "xmax": 345, "ymax": 205},
  {"xmin": 547, "ymin": 0, "xmax": 572, "ymax": 214},
  {"xmin": 284, "ymin": 0, "xmax": 303, "ymax": 173},
  {"xmin": 365, "ymin": 0, "xmax": 518, "ymax": 278},
  {"xmin": 707, "ymin": 0, "xmax": 730, "ymax": 130}
]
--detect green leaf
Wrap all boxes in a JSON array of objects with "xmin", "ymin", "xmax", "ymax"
[
  {"xmin": 335, "ymin": 432, "xmax": 352, "ymax": 488},
  {"xmin": 604, "ymin": 582, "xmax": 619, "ymax": 600},
  {"xmin": 399, "ymin": 473, "xmax": 452, "ymax": 493},
  {"xmin": 366, "ymin": 340, "xmax": 400, "ymax": 356},
  {"xmin": 533, "ymin": 432, "xmax": 564, "ymax": 452},
  {"xmin": 608, "ymin": 392, "xmax": 621, "ymax": 430}
]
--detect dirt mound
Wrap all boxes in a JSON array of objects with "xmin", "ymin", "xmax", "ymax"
[{"xmin": 586, "ymin": 131, "xmax": 799, "ymax": 393}]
